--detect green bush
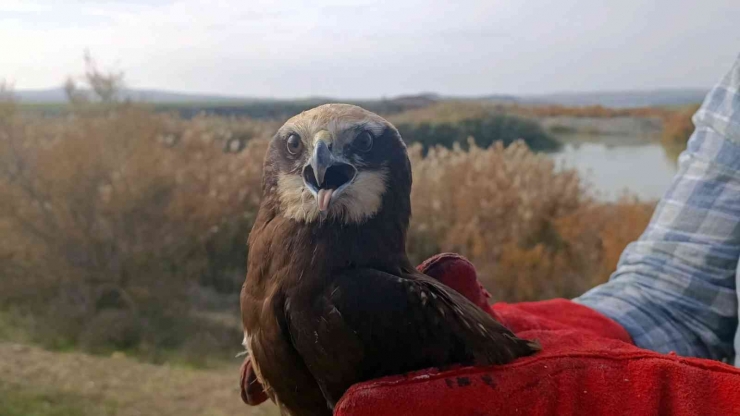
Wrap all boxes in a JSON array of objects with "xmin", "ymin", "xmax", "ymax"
[{"xmin": 395, "ymin": 113, "xmax": 560, "ymax": 153}]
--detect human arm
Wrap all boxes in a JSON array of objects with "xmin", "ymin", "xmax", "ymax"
[{"xmin": 575, "ymin": 55, "xmax": 740, "ymax": 361}]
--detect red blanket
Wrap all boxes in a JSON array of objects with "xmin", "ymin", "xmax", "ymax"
[{"xmin": 243, "ymin": 254, "xmax": 740, "ymax": 415}]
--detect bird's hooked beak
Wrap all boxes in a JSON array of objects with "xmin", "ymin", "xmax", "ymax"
[{"xmin": 302, "ymin": 139, "xmax": 357, "ymax": 213}]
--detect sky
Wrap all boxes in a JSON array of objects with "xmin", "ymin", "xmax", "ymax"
[{"xmin": 2, "ymin": 0, "xmax": 740, "ymax": 99}]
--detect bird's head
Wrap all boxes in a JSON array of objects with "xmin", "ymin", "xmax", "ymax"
[{"xmin": 262, "ymin": 104, "xmax": 411, "ymax": 225}]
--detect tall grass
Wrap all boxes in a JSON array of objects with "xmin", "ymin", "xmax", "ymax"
[
  {"xmin": 660, "ymin": 104, "xmax": 700, "ymax": 161},
  {"xmin": 0, "ymin": 73, "xmax": 265, "ymax": 360},
  {"xmin": 408, "ymin": 140, "xmax": 654, "ymax": 301}
]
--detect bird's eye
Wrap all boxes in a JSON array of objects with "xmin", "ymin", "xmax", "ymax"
[
  {"xmin": 353, "ymin": 131, "xmax": 373, "ymax": 152},
  {"xmin": 286, "ymin": 134, "xmax": 303, "ymax": 155}
]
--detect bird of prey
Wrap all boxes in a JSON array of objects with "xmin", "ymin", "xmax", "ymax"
[{"xmin": 240, "ymin": 104, "xmax": 539, "ymax": 416}]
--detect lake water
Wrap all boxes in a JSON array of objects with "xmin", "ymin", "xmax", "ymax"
[{"xmin": 550, "ymin": 139, "xmax": 678, "ymax": 201}]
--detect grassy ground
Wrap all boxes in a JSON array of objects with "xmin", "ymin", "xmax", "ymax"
[
  {"xmin": 0, "ymin": 342, "xmax": 280, "ymax": 416},
  {"xmin": 0, "ymin": 385, "xmax": 116, "ymax": 416}
]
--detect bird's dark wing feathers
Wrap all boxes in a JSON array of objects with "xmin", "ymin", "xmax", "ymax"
[{"xmin": 285, "ymin": 267, "xmax": 539, "ymax": 408}]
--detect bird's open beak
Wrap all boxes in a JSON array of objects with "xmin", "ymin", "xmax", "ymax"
[
  {"xmin": 310, "ymin": 139, "xmax": 333, "ymax": 188},
  {"xmin": 302, "ymin": 140, "xmax": 357, "ymax": 213}
]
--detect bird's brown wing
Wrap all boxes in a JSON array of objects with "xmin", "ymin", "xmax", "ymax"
[{"xmin": 285, "ymin": 267, "xmax": 539, "ymax": 408}]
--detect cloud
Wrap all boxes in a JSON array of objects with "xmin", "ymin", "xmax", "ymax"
[
  {"xmin": 1, "ymin": 0, "xmax": 739, "ymax": 98},
  {"xmin": 0, "ymin": 1, "xmax": 52, "ymax": 13}
]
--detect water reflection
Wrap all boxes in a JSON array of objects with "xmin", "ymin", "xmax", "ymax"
[{"xmin": 551, "ymin": 140, "xmax": 677, "ymax": 201}]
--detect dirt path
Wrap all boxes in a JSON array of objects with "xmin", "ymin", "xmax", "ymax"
[{"xmin": 0, "ymin": 342, "xmax": 279, "ymax": 416}]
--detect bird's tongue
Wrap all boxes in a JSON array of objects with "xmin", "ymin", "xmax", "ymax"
[{"xmin": 317, "ymin": 188, "xmax": 334, "ymax": 212}]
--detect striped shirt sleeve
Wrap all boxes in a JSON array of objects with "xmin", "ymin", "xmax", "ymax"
[{"xmin": 575, "ymin": 55, "xmax": 740, "ymax": 362}]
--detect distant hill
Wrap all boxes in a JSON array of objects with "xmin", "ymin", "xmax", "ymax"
[
  {"xmin": 13, "ymin": 87, "xmax": 707, "ymax": 109},
  {"xmin": 12, "ymin": 87, "xmax": 261, "ymax": 104},
  {"xmin": 12, "ymin": 89, "xmax": 441, "ymax": 119},
  {"xmin": 511, "ymin": 89, "xmax": 708, "ymax": 108}
]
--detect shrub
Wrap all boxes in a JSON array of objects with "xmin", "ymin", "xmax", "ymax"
[
  {"xmin": 0, "ymin": 64, "xmax": 265, "ymax": 355},
  {"xmin": 390, "ymin": 102, "xmax": 560, "ymax": 153},
  {"xmin": 661, "ymin": 104, "xmax": 700, "ymax": 161},
  {"xmin": 407, "ymin": 140, "xmax": 654, "ymax": 301}
]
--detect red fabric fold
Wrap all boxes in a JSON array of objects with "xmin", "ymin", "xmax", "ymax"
[
  {"xmin": 241, "ymin": 253, "xmax": 740, "ymax": 415},
  {"xmin": 335, "ymin": 254, "xmax": 740, "ymax": 416}
]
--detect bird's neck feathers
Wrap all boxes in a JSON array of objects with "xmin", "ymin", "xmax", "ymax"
[{"xmin": 247, "ymin": 183, "xmax": 412, "ymax": 292}]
